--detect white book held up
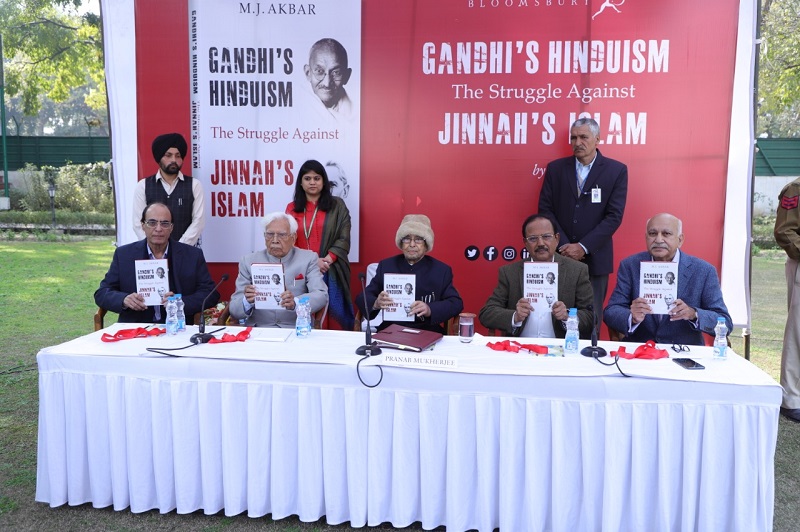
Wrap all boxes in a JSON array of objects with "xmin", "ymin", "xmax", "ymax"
[
  {"xmin": 135, "ymin": 259, "xmax": 169, "ymax": 306},
  {"xmin": 383, "ymin": 273, "xmax": 416, "ymax": 322},
  {"xmin": 639, "ymin": 261, "xmax": 678, "ymax": 314},
  {"xmin": 524, "ymin": 262, "xmax": 558, "ymax": 314},
  {"xmin": 252, "ymin": 263, "xmax": 285, "ymax": 310}
]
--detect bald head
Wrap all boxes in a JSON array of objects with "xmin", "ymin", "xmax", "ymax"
[
  {"xmin": 304, "ymin": 38, "xmax": 352, "ymax": 108},
  {"xmin": 646, "ymin": 213, "xmax": 684, "ymax": 261}
]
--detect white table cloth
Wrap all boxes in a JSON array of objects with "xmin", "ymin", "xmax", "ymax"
[{"xmin": 36, "ymin": 325, "xmax": 781, "ymax": 531}]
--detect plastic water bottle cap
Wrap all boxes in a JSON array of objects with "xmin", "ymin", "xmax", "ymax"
[
  {"xmin": 175, "ymin": 293, "xmax": 182, "ymax": 298},
  {"xmin": 299, "ymin": 295, "xmax": 310, "ymax": 304},
  {"xmin": 568, "ymin": 307, "xmax": 577, "ymax": 316}
]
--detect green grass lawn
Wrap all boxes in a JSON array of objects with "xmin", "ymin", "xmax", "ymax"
[{"xmin": 1, "ymin": 239, "xmax": 798, "ymax": 530}]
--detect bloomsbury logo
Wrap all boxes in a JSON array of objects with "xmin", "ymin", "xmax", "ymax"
[
  {"xmin": 593, "ymin": 0, "xmax": 625, "ymax": 19},
  {"xmin": 466, "ymin": 0, "xmax": 627, "ymax": 18}
]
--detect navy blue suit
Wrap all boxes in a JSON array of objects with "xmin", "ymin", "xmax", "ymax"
[
  {"xmin": 357, "ymin": 255, "xmax": 463, "ymax": 335},
  {"xmin": 603, "ymin": 251, "xmax": 732, "ymax": 345},
  {"xmin": 94, "ymin": 239, "xmax": 219, "ymax": 324},
  {"xmin": 538, "ymin": 149, "xmax": 628, "ymax": 276}
]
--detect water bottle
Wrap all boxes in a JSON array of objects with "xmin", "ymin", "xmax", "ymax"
[
  {"xmin": 564, "ymin": 307, "xmax": 580, "ymax": 355},
  {"xmin": 295, "ymin": 295, "xmax": 312, "ymax": 338},
  {"xmin": 165, "ymin": 296, "xmax": 178, "ymax": 336},
  {"xmin": 175, "ymin": 294, "xmax": 186, "ymax": 332},
  {"xmin": 713, "ymin": 317, "xmax": 728, "ymax": 360}
]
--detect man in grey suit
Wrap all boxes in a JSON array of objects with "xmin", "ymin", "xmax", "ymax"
[
  {"xmin": 479, "ymin": 214, "xmax": 594, "ymax": 338},
  {"xmin": 604, "ymin": 213, "xmax": 732, "ymax": 345},
  {"xmin": 230, "ymin": 212, "xmax": 328, "ymax": 328}
]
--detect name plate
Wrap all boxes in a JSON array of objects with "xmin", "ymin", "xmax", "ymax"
[{"xmin": 380, "ymin": 353, "xmax": 459, "ymax": 370}]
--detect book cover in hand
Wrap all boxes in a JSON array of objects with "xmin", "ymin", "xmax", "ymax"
[
  {"xmin": 383, "ymin": 273, "xmax": 415, "ymax": 322},
  {"xmin": 252, "ymin": 263, "xmax": 285, "ymax": 309},
  {"xmin": 523, "ymin": 262, "xmax": 558, "ymax": 315},
  {"xmin": 135, "ymin": 259, "xmax": 169, "ymax": 306},
  {"xmin": 639, "ymin": 262, "xmax": 678, "ymax": 314}
]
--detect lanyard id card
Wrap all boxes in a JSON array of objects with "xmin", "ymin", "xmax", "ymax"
[{"xmin": 592, "ymin": 186, "xmax": 601, "ymax": 203}]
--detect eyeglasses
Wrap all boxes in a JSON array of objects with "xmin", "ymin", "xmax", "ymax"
[
  {"xmin": 312, "ymin": 67, "xmax": 344, "ymax": 82},
  {"xmin": 143, "ymin": 219, "xmax": 173, "ymax": 229},
  {"xmin": 524, "ymin": 233, "xmax": 554, "ymax": 243},
  {"xmin": 265, "ymin": 231, "xmax": 291, "ymax": 240},
  {"xmin": 401, "ymin": 236, "xmax": 426, "ymax": 245},
  {"xmin": 671, "ymin": 344, "xmax": 690, "ymax": 353}
]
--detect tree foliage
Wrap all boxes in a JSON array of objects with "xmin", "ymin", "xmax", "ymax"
[
  {"xmin": 1, "ymin": 0, "xmax": 105, "ymax": 120},
  {"xmin": 758, "ymin": 0, "xmax": 800, "ymax": 137}
]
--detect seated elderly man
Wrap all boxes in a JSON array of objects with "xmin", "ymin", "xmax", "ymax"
[
  {"xmin": 230, "ymin": 212, "xmax": 328, "ymax": 327},
  {"xmin": 95, "ymin": 202, "xmax": 218, "ymax": 324},
  {"xmin": 604, "ymin": 213, "xmax": 732, "ymax": 345},
  {"xmin": 357, "ymin": 214, "xmax": 463, "ymax": 334},
  {"xmin": 479, "ymin": 213, "xmax": 594, "ymax": 338}
]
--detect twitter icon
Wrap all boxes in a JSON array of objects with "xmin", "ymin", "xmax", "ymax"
[{"xmin": 464, "ymin": 246, "xmax": 479, "ymax": 261}]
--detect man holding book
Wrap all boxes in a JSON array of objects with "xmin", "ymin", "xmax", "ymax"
[
  {"xmin": 357, "ymin": 214, "xmax": 463, "ymax": 334},
  {"xmin": 95, "ymin": 202, "xmax": 218, "ymax": 324},
  {"xmin": 230, "ymin": 212, "xmax": 328, "ymax": 328},
  {"xmin": 604, "ymin": 213, "xmax": 732, "ymax": 345},
  {"xmin": 479, "ymin": 213, "xmax": 594, "ymax": 338}
]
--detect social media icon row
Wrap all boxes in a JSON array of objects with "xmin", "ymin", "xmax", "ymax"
[{"xmin": 464, "ymin": 246, "xmax": 530, "ymax": 262}]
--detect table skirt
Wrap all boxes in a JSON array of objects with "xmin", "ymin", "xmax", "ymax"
[{"xmin": 36, "ymin": 363, "xmax": 777, "ymax": 531}]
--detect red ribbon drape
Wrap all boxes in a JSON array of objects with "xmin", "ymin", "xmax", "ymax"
[
  {"xmin": 613, "ymin": 340, "xmax": 669, "ymax": 360},
  {"xmin": 208, "ymin": 327, "xmax": 252, "ymax": 343},
  {"xmin": 101, "ymin": 327, "xmax": 165, "ymax": 342},
  {"xmin": 486, "ymin": 339, "xmax": 550, "ymax": 355}
]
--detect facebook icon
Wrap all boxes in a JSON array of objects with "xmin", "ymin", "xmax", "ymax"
[{"xmin": 483, "ymin": 245, "xmax": 498, "ymax": 261}]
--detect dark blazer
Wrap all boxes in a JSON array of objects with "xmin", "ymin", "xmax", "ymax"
[
  {"xmin": 357, "ymin": 254, "xmax": 463, "ymax": 335},
  {"xmin": 479, "ymin": 254, "xmax": 594, "ymax": 338},
  {"xmin": 538, "ymin": 149, "xmax": 628, "ymax": 276},
  {"xmin": 603, "ymin": 251, "xmax": 733, "ymax": 345},
  {"xmin": 94, "ymin": 239, "xmax": 219, "ymax": 324}
]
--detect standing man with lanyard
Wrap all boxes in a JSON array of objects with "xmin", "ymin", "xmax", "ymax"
[
  {"xmin": 132, "ymin": 133, "xmax": 205, "ymax": 246},
  {"xmin": 538, "ymin": 117, "xmax": 628, "ymax": 333}
]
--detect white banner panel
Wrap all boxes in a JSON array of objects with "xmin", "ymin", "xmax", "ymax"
[{"xmin": 188, "ymin": 0, "xmax": 361, "ymax": 262}]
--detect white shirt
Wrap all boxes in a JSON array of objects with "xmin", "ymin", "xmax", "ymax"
[{"xmin": 132, "ymin": 170, "xmax": 205, "ymax": 246}]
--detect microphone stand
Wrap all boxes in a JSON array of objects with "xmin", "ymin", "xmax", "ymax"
[
  {"xmin": 356, "ymin": 272, "xmax": 382, "ymax": 356},
  {"xmin": 190, "ymin": 273, "xmax": 229, "ymax": 344},
  {"xmin": 580, "ymin": 304, "xmax": 607, "ymax": 358}
]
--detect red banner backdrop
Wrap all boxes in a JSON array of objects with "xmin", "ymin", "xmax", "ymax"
[{"xmin": 130, "ymin": 0, "xmax": 743, "ymax": 333}]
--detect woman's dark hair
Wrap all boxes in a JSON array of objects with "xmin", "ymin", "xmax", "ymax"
[{"xmin": 291, "ymin": 159, "xmax": 334, "ymax": 212}]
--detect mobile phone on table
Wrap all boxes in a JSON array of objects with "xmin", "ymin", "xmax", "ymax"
[{"xmin": 673, "ymin": 358, "xmax": 705, "ymax": 370}]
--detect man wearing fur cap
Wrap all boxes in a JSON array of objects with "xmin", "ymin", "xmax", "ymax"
[
  {"xmin": 132, "ymin": 132, "xmax": 205, "ymax": 246},
  {"xmin": 357, "ymin": 214, "xmax": 463, "ymax": 334}
]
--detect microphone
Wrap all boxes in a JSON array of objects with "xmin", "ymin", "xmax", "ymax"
[
  {"xmin": 580, "ymin": 304, "xmax": 607, "ymax": 358},
  {"xmin": 190, "ymin": 273, "xmax": 229, "ymax": 344},
  {"xmin": 356, "ymin": 272, "xmax": 382, "ymax": 356}
]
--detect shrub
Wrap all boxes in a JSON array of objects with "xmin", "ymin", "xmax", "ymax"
[{"xmin": 17, "ymin": 162, "xmax": 113, "ymax": 214}]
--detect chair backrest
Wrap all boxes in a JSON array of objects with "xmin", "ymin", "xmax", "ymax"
[
  {"xmin": 356, "ymin": 263, "xmax": 382, "ymax": 333},
  {"xmin": 94, "ymin": 307, "xmax": 107, "ymax": 331},
  {"xmin": 313, "ymin": 303, "xmax": 328, "ymax": 329}
]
